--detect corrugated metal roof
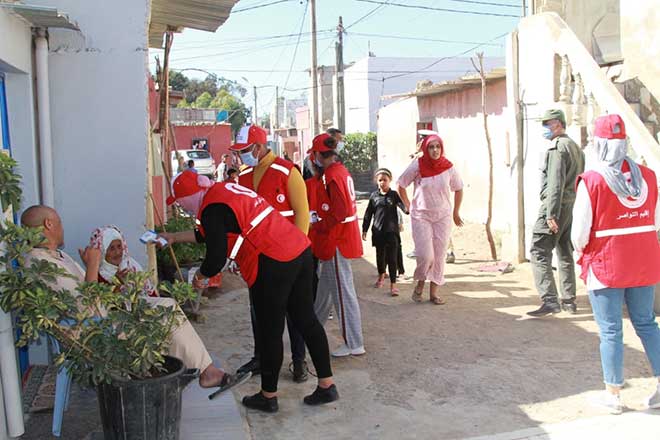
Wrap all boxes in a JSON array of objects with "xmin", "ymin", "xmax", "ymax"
[
  {"xmin": 0, "ymin": 3, "xmax": 78, "ymax": 30},
  {"xmin": 149, "ymin": 0, "xmax": 240, "ymax": 48},
  {"xmin": 382, "ymin": 67, "xmax": 507, "ymax": 100}
]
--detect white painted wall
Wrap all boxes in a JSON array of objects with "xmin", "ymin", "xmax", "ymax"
[
  {"xmin": 0, "ymin": 9, "xmax": 41, "ymax": 212},
  {"xmin": 376, "ymin": 96, "xmax": 420, "ymax": 183},
  {"xmin": 346, "ymin": 56, "xmax": 505, "ymax": 134},
  {"xmin": 29, "ymin": 0, "xmax": 151, "ymax": 264}
]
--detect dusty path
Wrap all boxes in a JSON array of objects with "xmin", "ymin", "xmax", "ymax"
[{"xmin": 194, "ymin": 201, "xmax": 660, "ymax": 439}]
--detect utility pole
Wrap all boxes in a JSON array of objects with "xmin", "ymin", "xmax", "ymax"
[
  {"xmin": 335, "ymin": 16, "xmax": 345, "ymax": 133},
  {"xmin": 522, "ymin": 0, "xmax": 527, "ymax": 16},
  {"xmin": 275, "ymin": 86, "xmax": 280, "ymax": 129},
  {"xmin": 310, "ymin": 0, "xmax": 320, "ymax": 136},
  {"xmin": 253, "ymin": 85, "xmax": 258, "ymax": 125}
]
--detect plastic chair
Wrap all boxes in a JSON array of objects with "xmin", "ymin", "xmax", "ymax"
[{"xmin": 48, "ymin": 335, "xmax": 72, "ymax": 437}]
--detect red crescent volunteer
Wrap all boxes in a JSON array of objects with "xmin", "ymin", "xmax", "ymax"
[
  {"xmin": 161, "ymin": 170, "xmax": 338, "ymax": 413},
  {"xmin": 308, "ymin": 134, "xmax": 366, "ymax": 358}
]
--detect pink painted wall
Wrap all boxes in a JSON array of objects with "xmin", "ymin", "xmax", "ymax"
[
  {"xmin": 417, "ymin": 79, "xmax": 507, "ymax": 122},
  {"xmin": 172, "ymin": 124, "xmax": 233, "ymax": 166}
]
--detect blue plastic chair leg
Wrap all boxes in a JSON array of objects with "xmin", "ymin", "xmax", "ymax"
[{"xmin": 52, "ymin": 366, "xmax": 71, "ymax": 437}]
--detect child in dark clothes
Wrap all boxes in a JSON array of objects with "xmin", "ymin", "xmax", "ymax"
[{"xmin": 362, "ymin": 168, "xmax": 408, "ymax": 296}]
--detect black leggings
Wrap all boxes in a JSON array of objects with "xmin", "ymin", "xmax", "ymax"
[
  {"xmin": 249, "ymin": 248, "xmax": 332, "ymax": 393},
  {"xmin": 375, "ymin": 234, "xmax": 399, "ymax": 284}
]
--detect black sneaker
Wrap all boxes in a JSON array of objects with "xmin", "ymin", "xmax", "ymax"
[
  {"xmin": 237, "ymin": 357, "xmax": 260, "ymax": 376},
  {"xmin": 527, "ymin": 302, "xmax": 561, "ymax": 317},
  {"xmin": 291, "ymin": 360, "xmax": 309, "ymax": 383},
  {"xmin": 242, "ymin": 392, "xmax": 278, "ymax": 413},
  {"xmin": 561, "ymin": 302, "xmax": 577, "ymax": 314},
  {"xmin": 303, "ymin": 384, "xmax": 339, "ymax": 406}
]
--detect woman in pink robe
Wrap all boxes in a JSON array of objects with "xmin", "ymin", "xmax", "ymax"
[{"xmin": 397, "ymin": 135, "xmax": 464, "ymax": 304}]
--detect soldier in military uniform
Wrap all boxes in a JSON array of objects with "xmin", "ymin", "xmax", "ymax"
[{"xmin": 528, "ymin": 109, "xmax": 585, "ymax": 317}]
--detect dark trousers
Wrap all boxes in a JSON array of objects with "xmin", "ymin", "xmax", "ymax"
[
  {"xmin": 249, "ymin": 248, "xmax": 332, "ymax": 392},
  {"xmin": 376, "ymin": 241, "xmax": 399, "ymax": 284},
  {"xmin": 396, "ymin": 232, "xmax": 405, "ymax": 275},
  {"xmin": 530, "ymin": 204, "xmax": 577, "ymax": 305}
]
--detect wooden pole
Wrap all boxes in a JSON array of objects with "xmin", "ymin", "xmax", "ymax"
[
  {"xmin": 472, "ymin": 53, "xmax": 498, "ymax": 261},
  {"xmin": 310, "ymin": 0, "xmax": 320, "ymax": 136},
  {"xmin": 148, "ymin": 192, "xmax": 185, "ymax": 282}
]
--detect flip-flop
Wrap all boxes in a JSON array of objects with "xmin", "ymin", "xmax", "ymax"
[
  {"xmin": 208, "ymin": 371, "xmax": 252, "ymax": 400},
  {"xmin": 412, "ymin": 287, "xmax": 423, "ymax": 303},
  {"xmin": 430, "ymin": 296, "xmax": 446, "ymax": 305},
  {"xmin": 390, "ymin": 287, "xmax": 400, "ymax": 297},
  {"xmin": 374, "ymin": 278, "xmax": 384, "ymax": 288}
]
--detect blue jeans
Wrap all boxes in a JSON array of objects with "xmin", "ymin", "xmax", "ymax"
[{"xmin": 589, "ymin": 286, "xmax": 660, "ymax": 387}]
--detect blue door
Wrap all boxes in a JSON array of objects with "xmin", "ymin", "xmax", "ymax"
[{"xmin": 0, "ymin": 74, "xmax": 10, "ymax": 152}]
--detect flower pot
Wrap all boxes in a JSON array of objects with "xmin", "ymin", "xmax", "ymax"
[{"xmin": 96, "ymin": 356, "xmax": 199, "ymax": 440}]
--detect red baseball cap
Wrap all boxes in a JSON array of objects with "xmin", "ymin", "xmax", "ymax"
[
  {"xmin": 166, "ymin": 170, "xmax": 204, "ymax": 205},
  {"xmin": 308, "ymin": 133, "xmax": 337, "ymax": 154},
  {"xmin": 229, "ymin": 125, "xmax": 268, "ymax": 151},
  {"xmin": 594, "ymin": 114, "xmax": 626, "ymax": 140}
]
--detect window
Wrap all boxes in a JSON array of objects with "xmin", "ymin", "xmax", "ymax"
[{"xmin": 187, "ymin": 150, "xmax": 210, "ymax": 159}]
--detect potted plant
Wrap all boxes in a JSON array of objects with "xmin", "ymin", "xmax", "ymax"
[
  {"xmin": 155, "ymin": 214, "xmax": 205, "ymax": 282},
  {"xmin": 0, "ymin": 157, "xmax": 199, "ymax": 439}
]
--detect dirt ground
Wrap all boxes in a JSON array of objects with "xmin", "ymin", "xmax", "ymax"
[{"xmin": 194, "ymin": 200, "xmax": 660, "ymax": 439}]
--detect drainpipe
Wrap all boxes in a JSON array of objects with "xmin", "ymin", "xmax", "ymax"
[{"xmin": 35, "ymin": 28, "xmax": 55, "ymax": 206}]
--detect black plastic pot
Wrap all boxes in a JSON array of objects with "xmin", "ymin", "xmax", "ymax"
[{"xmin": 96, "ymin": 356, "xmax": 199, "ymax": 440}]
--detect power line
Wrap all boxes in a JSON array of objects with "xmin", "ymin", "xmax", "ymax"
[
  {"xmin": 441, "ymin": 0, "xmax": 521, "ymax": 8},
  {"xmin": 383, "ymin": 32, "xmax": 509, "ymax": 80},
  {"xmin": 349, "ymin": 32, "xmax": 503, "ymax": 46},
  {"xmin": 282, "ymin": 1, "xmax": 309, "ymax": 90},
  {"xmin": 353, "ymin": 0, "xmax": 520, "ymax": 18},
  {"xmin": 345, "ymin": 0, "xmax": 391, "ymax": 29},
  {"xmin": 232, "ymin": 0, "xmax": 297, "ymax": 13}
]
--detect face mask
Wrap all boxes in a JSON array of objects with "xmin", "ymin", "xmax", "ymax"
[
  {"xmin": 313, "ymin": 157, "xmax": 324, "ymax": 168},
  {"xmin": 337, "ymin": 141, "xmax": 345, "ymax": 151},
  {"xmin": 542, "ymin": 126, "xmax": 554, "ymax": 140},
  {"xmin": 240, "ymin": 150, "xmax": 258, "ymax": 167}
]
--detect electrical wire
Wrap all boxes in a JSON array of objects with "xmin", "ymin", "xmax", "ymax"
[
  {"xmin": 353, "ymin": 0, "xmax": 520, "ymax": 18},
  {"xmin": 437, "ymin": 0, "xmax": 521, "ymax": 8},
  {"xmin": 232, "ymin": 0, "xmax": 297, "ymax": 14},
  {"xmin": 348, "ymin": 32, "xmax": 503, "ymax": 46},
  {"xmin": 282, "ymin": 0, "xmax": 309, "ymax": 90},
  {"xmin": 345, "ymin": 0, "xmax": 392, "ymax": 29}
]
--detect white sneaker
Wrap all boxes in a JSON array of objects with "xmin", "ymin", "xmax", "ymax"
[
  {"xmin": 646, "ymin": 384, "xmax": 660, "ymax": 409},
  {"xmin": 589, "ymin": 391, "xmax": 623, "ymax": 414},
  {"xmin": 406, "ymin": 250, "xmax": 417, "ymax": 259},
  {"xmin": 331, "ymin": 344, "xmax": 366, "ymax": 357}
]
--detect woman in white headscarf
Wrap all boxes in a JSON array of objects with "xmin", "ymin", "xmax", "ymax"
[
  {"xmin": 89, "ymin": 225, "xmax": 157, "ymax": 296},
  {"xmin": 572, "ymin": 114, "xmax": 660, "ymax": 414}
]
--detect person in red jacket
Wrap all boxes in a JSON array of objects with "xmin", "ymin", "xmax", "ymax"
[
  {"xmin": 572, "ymin": 115, "xmax": 660, "ymax": 413},
  {"xmin": 160, "ymin": 171, "xmax": 338, "ymax": 413},
  {"xmin": 229, "ymin": 124, "xmax": 311, "ymax": 383},
  {"xmin": 309, "ymin": 134, "xmax": 365, "ymax": 357}
]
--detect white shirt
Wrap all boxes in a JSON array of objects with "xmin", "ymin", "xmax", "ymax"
[{"xmin": 571, "ymin": 179, "xmax": 660, "ymax": 290}]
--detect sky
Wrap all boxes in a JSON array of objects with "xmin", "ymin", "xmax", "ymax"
[{"xmin": 149, "ymin": 0, "xmax": 527, "ymax": 118}]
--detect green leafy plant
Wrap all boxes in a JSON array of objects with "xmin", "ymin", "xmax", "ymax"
[
  {"xmin": 155, "ymin": 215, "xmax": 205, "ymax": 267},
  {"xmin": 341, "ymin": 132, "xmax": 378, "ymax": 174},
  {"xmin": 0, "ymin": 222, "xmax": 198, "ymax": 385},
  {"xmin": 0, "ymin": 153, "xmax": 22, "ymax": 212}
]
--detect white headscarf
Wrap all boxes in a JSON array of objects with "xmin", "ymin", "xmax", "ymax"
[
  {"xmin": 593, "ymin": 136, "xmax": 643, "ymax": 199},
  {"xmin": 89, "ymin": 225, "xmax": 156, "ymax": 296}
]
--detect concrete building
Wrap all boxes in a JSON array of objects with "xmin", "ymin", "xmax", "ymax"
[
  {"xmin": 377, "ymin": 70, "xmax": 510, "ymax": 232},
  {"xmin": 0, "ymin": 0, "xmax": 238, "ymax": 436},
  {"xmin": 345, "ymin": 56, "xmax": 504, "ymax": 134}
]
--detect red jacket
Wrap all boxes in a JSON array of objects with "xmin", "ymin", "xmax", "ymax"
[
  {"xmin": 238, "ymin": 158, "xmax": 295, "ymax": 223},
  {"xmin": 578, "ymin": 165, "xmax": 660, "ymax": 288},
  {"xmin": 197, "ymin": 182, "xmax": 310, "ymax": 287},
  {"xmin": 315, "ymin": 162, "xmax": 363, "ymax": 260}
]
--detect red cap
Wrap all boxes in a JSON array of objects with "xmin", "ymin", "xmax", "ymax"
[
  {"xmin": 308, "ymin": 133, "xmax": 337, "ymax": 154},
  {"xmin": 594, "ymin": 114, "xmax": 626, "ymax": 140},
  {"xmin": 229, "ymin": 125, "xmax": 268, "ymax": 151},
  {"xmin": 166, "ymin": 170, "xmax": 204, "ymax": 205}
]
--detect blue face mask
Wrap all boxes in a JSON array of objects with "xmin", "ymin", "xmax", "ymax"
[
  {"xmin": 313, "ymin": 157, "xmax": 324, "ymax": 168},
  {"xmin": 240, "ymin": 150, "xmax": 258, "ymax": 167},
  {"xmin": 542, "ymin": 126, "xmax": 554, "ymax": 140}
]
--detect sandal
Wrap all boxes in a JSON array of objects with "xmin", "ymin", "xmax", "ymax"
[
  {"xmin": 208, "ymin": 371, "xmax": 252, "ymax": 400},
  {"xmin": 374, "ymin": 277, "xmax": 385, "ymax": 288},
  {"xmin": 390, "ymin": 287, "xmax": 400, "ymax": 297},
  {"xmin": 430, "ymin": 296, "xmax": 446, "ymax": 305},
  {"xmin": 412, "ymin": 286, "xmax": 423, "ymax": 303}
]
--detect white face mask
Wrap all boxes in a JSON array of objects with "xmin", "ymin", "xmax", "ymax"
[{"xmin": 337, "ymin": 141, "xmax": 345, "ymax": 151}]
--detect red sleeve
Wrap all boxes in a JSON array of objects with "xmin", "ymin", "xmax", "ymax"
[{"xmin": 316, "ymin": 181, "xmax": 349, "ymax": 233}]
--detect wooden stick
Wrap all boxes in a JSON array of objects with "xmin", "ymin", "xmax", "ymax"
[{"xmin": 148, "ymin": 192, "xmax": 185, "ymax": 282}]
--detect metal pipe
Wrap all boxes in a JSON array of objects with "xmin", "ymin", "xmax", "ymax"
[{"xmin": 35, "ymin": 28, "xmax": 54, "ymax": 206}]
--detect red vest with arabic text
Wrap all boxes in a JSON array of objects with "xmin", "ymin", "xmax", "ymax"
[
  {"xmin": 319, "ymin": 162, "xmax": 363, "ymax": 260},
  {"xmin": 578, "ymin": 165, "xmax": 660, "ymax": 288},
  {"xmin": 197, "ymin": 182, "xmax": 310, "ymax": 287},
  {"xmin": 238, "ymin": 158, "xmax": 295, "ymax": 223}
]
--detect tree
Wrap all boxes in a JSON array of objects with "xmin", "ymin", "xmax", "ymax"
[
  {"xmin": 184, "ymin": 75, "xmax": 218, "ymax": 104},
  {"xmin": 192, "ymin": 92, "xmax": 213, "ymax": 109},
  {"xmin": 260, "ymin": 113, "xmax": 271, "ymax": 129},
  {"xmin": 209, "ymin": 89, "xmax": 249, "ymax": 134},
  {"xmin": 169, "ymin": 70, "xmax": 190, "ymax": 92},
  {"xmin": 342, "ymin": 132, "xmax": 377, "ymax": 174}
]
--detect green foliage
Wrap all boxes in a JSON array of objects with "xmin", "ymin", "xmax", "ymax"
[
  {"xmin": 155, "ymin": 215, "xmax": 205, "ymax": 266},
  {"xmin": 0, "ymin": 154, "xmax": 22, "ymax": 212},
  {"xmin": 193, "ymin": 92, "xmax": 214, "ymax": 109},
  {"xmin": 342, "ymin": 132, "xmax": 378, "ymax": 173},
  {"xmin": 0, "ymin": 222, "xmax": 198, "ymax": 385},
  {"xmin": 169, "ymin": 70, "xmax": 190, "ymax": 92}
]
